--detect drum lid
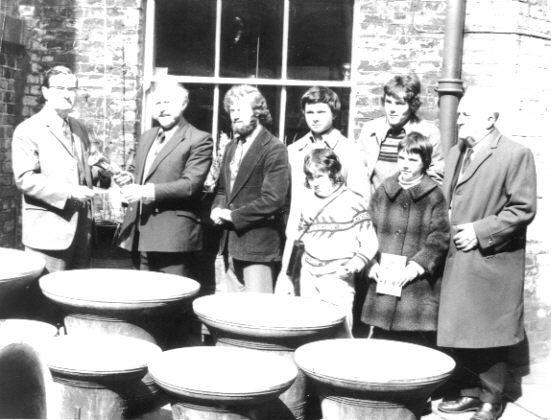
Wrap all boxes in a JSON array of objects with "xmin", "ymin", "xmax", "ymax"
[
  {"xmin": 193, "ymin": 293, "xmax": 345, "ymax": 335},
  {"xmin": 149, "ymin": 346, "xmax": 297, "ymax": 401},
  {"xmin": 0, "ymin": 319, "xmax": 57, "ymax": 344},
  {"xmin": 39, "ymin": 269, "xmax": 200, "ymax": 306},
  {"xmin": 43, "ymin": 335, "xmax": 161, "ymax": 378},
  {"xmin": 0, "ymin": 247, "xmax": 44, "ymax": 283},
  {"xmin": 295, "ymin": 338, "xmax": 455, "ymax": 389}
]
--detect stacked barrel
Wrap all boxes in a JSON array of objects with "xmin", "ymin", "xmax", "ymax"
[{"xmin": 0, "ymin": 247, "xmax": 455, "ymax": 420}]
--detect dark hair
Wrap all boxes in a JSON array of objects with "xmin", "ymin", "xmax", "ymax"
[
  {"xmin": 398, "ymin": 131, "xmax": 433, "ymax": 171},
  {"xmin": 223, "ymin": 85, "xmax": 273, "ymax": 126},
  {"xmin": 42, "ymin": 65, "xmax": 75, "ymax": 89},
  {"xmin": 382, "ymin": 74, "xmax": 421, "ymax": 120},
  {"xmin": 300, "ymin": 86, "xmax": 341, "ymax": 117},
  {"xmin": 303, "ymin": 148, "xmax": 344, "ymax": 188}
]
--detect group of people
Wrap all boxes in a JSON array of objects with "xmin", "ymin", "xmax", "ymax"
[{"xmin": 12, "ymin": 66, "xmax": 537, "ymax": 420}]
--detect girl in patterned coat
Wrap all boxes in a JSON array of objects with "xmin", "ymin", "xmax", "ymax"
[
  {"xmin": 295, "ymin": 148, "xmax": 378, "ymax": 335},
  {"xmin": 361, "ymin": 132, "xmax": 450, "ymax": 346}
]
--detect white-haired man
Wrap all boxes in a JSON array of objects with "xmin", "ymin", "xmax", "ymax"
[
  {"xmin": 117, "ymin": 82, "xmax": 213, "ymax": 280},
  {"xmin": 437, "ymin": 87, "xmax": 537, "ymax": 420}
]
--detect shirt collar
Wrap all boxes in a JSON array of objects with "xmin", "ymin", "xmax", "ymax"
[{"xmin": 307, "ymin": 128, "xmax": 342, "ymax": 149}]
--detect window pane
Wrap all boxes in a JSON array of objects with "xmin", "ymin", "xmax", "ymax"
[
  {"xmin": 185, "ymin": 85, "xmax": 214, "ymax": 133},
  {"xmin": 284, "ymin": 87, "xmax": 350, "ymax": 144},
  {"xmin": 155, "ymin": 0, "xmax": 216, "ymax": 76},
  {"xmin": 218, "ymin": 85, "xmax": 281, "ymax": 138},
  {"xmin": 220, "ymin": 0, "xmax": 283, "ymax": 78},
  {"xmin": 288, "ymin": 0, "xmax": 353, "ymax": 81}
]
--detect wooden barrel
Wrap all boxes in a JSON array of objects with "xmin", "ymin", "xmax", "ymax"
[
  {"xmin": 0, "ymin": 248, "xmax": 45, "ymax": 317},
  {"xmin": 42, "ymin": 334, "xmax": 161, "ymax": 419},
  {"xmin": 294, "ymin": 338, "xmax": 456, "ymax": 420},
  {"xmin": 39, "ymin": 268, "xmax": 200, "ymax": 348},
  {"xmin": 0, "ymin": 342, "xmax": 55, "ymax": 419},
  {"xmin": 193, "ymin": 293, "xmax": 346, "ymax": 420},
  {"xmin": 149, "ymin": 346, "xmax": 297, "ymax": 420}
]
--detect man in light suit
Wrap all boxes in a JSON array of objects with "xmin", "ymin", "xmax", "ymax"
[
  {"xmin": 211, "ymin": 85, "xmax": 290, "ymax": 293},
  {"xmin": 12, "ymin": 65, "xmax": 108, "ymax": 272},
  {"xmin": 116, "ymin": 81, "xmax": 213, "ymax": 282},
  {"xmin": 437, "ymin": 88, "xmax": 537, "ymax": 420}
]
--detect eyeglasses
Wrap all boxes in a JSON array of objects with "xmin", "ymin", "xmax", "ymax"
[{"xmin": 48, "ymin": 86, "xmax": 78, "ymax": 92}]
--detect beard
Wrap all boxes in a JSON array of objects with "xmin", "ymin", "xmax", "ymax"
[{"xmin": 232, "ymin": 118, "xmax": 258, "ymax": 138}]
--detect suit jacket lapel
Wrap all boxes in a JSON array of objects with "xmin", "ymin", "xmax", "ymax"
[
  {"xmin": 135, "ymin": 127, "xmax": 160, "ymax": 183},
  {"xmin": 444, "ymin": 145, "xmax": 462, "ymax": 201},
  {"xmin": 456, "ymin": 130, "xmax": 500, "ymax": 188},
  {"xmin": 67, "ymin": 117, "xmax": 93, "ymax": 187},
  {"xmin": 143, "ymin": 122, "xmax": 191, "ymax": 183},
  {"xmin": 228, "ymin": 127, "xmax": 268, "ymax": 203}
]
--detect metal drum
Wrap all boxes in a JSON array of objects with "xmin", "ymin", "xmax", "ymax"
[
  {"xmin": 149, "ymin": 346, "xmax": 297, "ymax": 420},
  {"xmin": 0, "ymin": 342, "xmax": 56, "ymax": 419},
  {"xmin": 193, "ymin": 293, "xmax": 346, "ymax": 420},
  {"xmin": 42, "ymin": 335, "xmax": 161, "ymax": 419},
  {"xmin": 0, "ymin": 248, "xmax": 45, "ymax": 317},
  {"xmin": 39, "ymin": 268, "xmax": 200, "ymax": 347},
  {"xmin": 295, "ymin": 338, "xmax": 456, "ymax": 420},
  {"xmin": 0, "ymin": 319, "xmax": 58, "ymax": 346}
]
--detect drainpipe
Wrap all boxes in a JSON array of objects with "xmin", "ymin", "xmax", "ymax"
[{"xmin": 437, "ymin": 0, "xmax": 467, "ymax": 155}]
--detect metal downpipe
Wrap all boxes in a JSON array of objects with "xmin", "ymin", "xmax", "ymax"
[{"xmin": 438, "ymin": 0, "xmax": 467, "ymax": 155}]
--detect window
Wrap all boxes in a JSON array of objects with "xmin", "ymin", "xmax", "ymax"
[{"xmin": 145, "ymin": 0, "xmax": 355, "ymax": 144}]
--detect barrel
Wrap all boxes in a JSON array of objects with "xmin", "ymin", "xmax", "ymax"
[
  {"xmin": 149, "ymin": 346, "xmax": 297, "ymax": 420},
  {"xmin": 294, "ymin": 338, "xmax": 455, "ymax": 420},
  {"xmin": 42, "ymin": 334, "xmax": 161, "ymax": 419},
  {"xmin": 0, "ymin": 248, "xmax": 45, "ymax": 317},
  {"xmin": 193, "ymin": 293, "xmax": 346, "ymax": 420},
  {"xmin": 39, "ymin": 268, "xmax": 200, "ymax": 348},
  {"xmin": 0, "ymin": 342, "xmax": 55, "ymax": 419}
]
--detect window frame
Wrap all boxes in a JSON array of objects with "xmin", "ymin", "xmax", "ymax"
[{"xmin": 141, "ymin": 0, "xmax": 359, "ymax": 142}]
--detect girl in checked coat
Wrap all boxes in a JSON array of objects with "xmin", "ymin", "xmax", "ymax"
[{"xmin": 361, "ymin": 132, "xmax": 450, "ymax": 346}]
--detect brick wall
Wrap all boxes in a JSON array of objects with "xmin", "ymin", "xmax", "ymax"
[
  {"xmin": 16, "ymin": 0, "xmax": 144, "ymax": 168},
  {"xmin": 352, "ymin": 0, "xmax": 551, "ymax": 363},
  {"xmin": 0, "ymin": 18, "xmax": 26, "ymax": 248}
]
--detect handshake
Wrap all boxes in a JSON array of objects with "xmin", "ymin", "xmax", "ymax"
[{"xmin": 87, "ymin": 152, "xmax": 152, "ymax": 204}]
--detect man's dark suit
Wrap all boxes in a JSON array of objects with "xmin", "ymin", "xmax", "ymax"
[
  {"xmin": 118, "ymin": 119, "xmax": 213, "ymax": 275},
  {"xmin": 213, "ymin": 126, "xmax": 290, "ymax": 264}
]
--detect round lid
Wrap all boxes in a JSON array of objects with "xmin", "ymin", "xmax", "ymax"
[
  {"xmin": 43, "ymin": 335, "xmax": 161, "ymax": 378},
  {"xmin": 295, "ymin": 339, "xmax": 455, "ymax": 390},
  {"xmin": 0, "ymin": 247, "xmax": 44, "ymax": 283},
  {"xmin": 149, "ymin": 346, "xmax": 297, "ymax": 402},
  {"xmin": 193, "ymin": 293, "xmax": 345, "ymax": 337},
  {"xmin": 39, "ymin": 269, "xmax": 200, "ymax": 310},
  {"xmin": 0, "ymin": 319, "xmax": 57, "ymax": 344}
]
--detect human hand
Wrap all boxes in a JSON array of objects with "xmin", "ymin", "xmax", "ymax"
[
  {"xmin": 453, "ymin": 223, "xmax": 478, "ymax": 251},
  {"xmin": 395, "ymin": 264, "xmax": 420, "ymax": 287},
  {"xmin": 121, "ymin": 184, "xmax": 152, "ymax": 203},
  {"xmin": 112, "ymin": 171, "xmax": 134, "ymax": 187},
  {"xmin": 368, "ymin": 262, "xmax": 380, "ymax": 282},
  {"xmin": 70, "ymin": 185, "xmax": 95, "ymax": 203},
  {"xmin": 210, "ymin": 207, "xmax": 223, "ymax": 225}
]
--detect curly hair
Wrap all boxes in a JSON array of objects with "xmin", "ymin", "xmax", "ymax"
[
  {"xmin": 303, "ymin": 148, "xmax": 344, "ymax": 188},
  {"xmin": 300, "ymin": 86, "xmax": 341, "ymax": 117},
  {"xmin": 382, "ymin": 74, "xmax": 422, "ymax": 120},
  {"xmin": 223, "ymin": 85, "xmax": 273, "ymax": 126}
]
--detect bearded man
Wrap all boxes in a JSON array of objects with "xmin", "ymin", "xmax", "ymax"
[{"xmin": 211, "ymin": 85, "xmax": 290, "ymax": 293}]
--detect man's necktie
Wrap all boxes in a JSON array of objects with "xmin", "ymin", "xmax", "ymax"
[
  {"xmin": 229, "ymin": 136, "xmax": 246, "ymax": 191},
  {"xmin": 63, "ymin": 119, "xmax": 86, "ymax": 185},
  {"xmin": 461, "ymin": 147, "xmax": 473, "ymax": 174}
]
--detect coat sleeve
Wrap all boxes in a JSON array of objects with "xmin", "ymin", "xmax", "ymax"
[
  {"xmin": 230, "ymin": 141, "xmax": 290, "ymax": 233},
  {"xmin": 473, "ymin": 146, "xmax": 537, "ymax": 250},
  {"xmin": 426, "ymin": 126, "xmax": 445, "ymax": 185},
  {"xmin": 12, "ymin": 124, "xmax": 71, "ymax": 210},
  {"xmin": 409, "ymin": 192, "xmax": 450, "ymax": 276},
  {"xmin": 153, "ymin": 133, "xmax": 213, "ymax": 201}
]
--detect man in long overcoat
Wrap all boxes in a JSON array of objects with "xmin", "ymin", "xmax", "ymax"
[
  {"xmin": 211, "ymin": 85, "xmax": 290, "ymax": 293},
  {"xmin": 437, "ymin": 88, "xmax": 537, "ymax": 420}
]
